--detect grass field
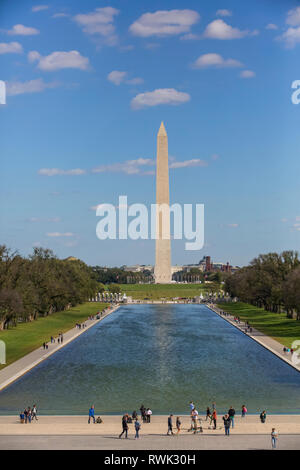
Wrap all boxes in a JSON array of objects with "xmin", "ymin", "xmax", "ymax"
[
  {"xmin": 119, "ymin": 283, "xmax": 218, "ymax": 300},
  {"xmin": 217, "ymin": 302, "xmax": 300, "ymax": 348},
  {"xmin": 0, "ymin": 302, "xmax": 106, "ymax": 369}
]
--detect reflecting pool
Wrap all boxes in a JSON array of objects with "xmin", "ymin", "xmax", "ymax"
[{"xmin": 1, "ymin": 304, "xmax": 300, "ymax": 414}]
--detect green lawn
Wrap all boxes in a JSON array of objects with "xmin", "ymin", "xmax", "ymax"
[
  {"xmin": 0, "ymin": 302, "xmax": 106, "ymax": 369},
  {"xmin": 217, "ymin": 302, "xmax": 300, "ymax": 348},
  {"xmin": 119, "ymin": 283, "xmax": 218, "ymax": 300}
]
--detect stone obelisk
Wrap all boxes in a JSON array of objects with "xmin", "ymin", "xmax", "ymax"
[{"xmin": 154, "ymin": 122, "xmax": 171, "ymax": 284}]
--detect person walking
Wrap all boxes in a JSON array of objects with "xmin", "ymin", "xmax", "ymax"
[
  {"xmin": 212, "ymin": 409, "xmax": 217, "ymax": 430},
  {"xmin": 191, "ymin": 408, "xmax": 198, "ymax": 434},
  {"xmin": 146, "ymin": 408, "xmax": 152, "ymax": 423},
  {"xmin": 176, "ymin": 417, "xmax": 181, "ymax": 435},
  {"xmin": 206, "ymin": 407, "xmax": 211, "ymax": 421},
  {"xmin": 260, "ymin": 410, "xmax": 267, "ymax": 423},
  {"xmin": 88, "ymin": 405, "xmax": 96, "ymax": 424},
  {"xmin": 24, "ymin": 408, "xmax": 28, "ymax": 424},
  {"xmin": 32, "ymin": 404, "xmax": 38, "ymax": 421},
  {"xmin": 27, "ymin": 407, "xmax": 32, "ymax": 424},
  {"xmin": 241, "ymin": 405, "xmax": 247, "ymax": 418},
  {"xmin": 167, "ymin": 414, "xmax": 174, "ymax": 435},
  {"xmin": 119, "ymin": 414, "xmax": 129, "ymax": 439},
  {"xmin": 140, "ymin": 404, "xmax": 146, "ymax": 422},
  {"xmin": 189, "ymin": 401, "xmax": 195, "ymax": 413},
  {"xmin": 228, "ymin": 406, "xmax": 235, "ymax": 428},
  {"xmin": 223, "ymin": 414, "xmax": 231, "ymax": 436},
  {"xmin": 271, "ymin": 428, "xmax": 278, "ymax": 449},
  {"xmin": 134, "ymin": 419, "xmax": 141, "ymax": 439}
]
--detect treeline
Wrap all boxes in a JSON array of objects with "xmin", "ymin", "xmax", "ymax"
[
  {"xmin": 92, "ymin": 266, "xmax": 225, "ymax": 284},
  {"xmin": 92, "ymin": 266, "xmax": 153, "ymax": 284},
  {"xmin": 225, "ymin": 251, "xmax": 300, "ymax": 319},
  {"xmin": 0, "ymin": 246, "xmax": 99, "ymax": 329}
]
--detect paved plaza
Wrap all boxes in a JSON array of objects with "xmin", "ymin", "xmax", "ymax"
[
  {"xmin": 0, "ymin": 433, "xmax": 299, "ymax": 450},
  {"xmin": 0, "ymin": 415, "xmax": 299, "ymax": 450}
]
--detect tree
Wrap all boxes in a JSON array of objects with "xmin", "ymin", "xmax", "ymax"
[
  {"xmin": 108, "ymin": 283, "xmax": 121, "ymax": 294},
  {"xmin": 225, "ymin": 250, "xmax": 300, "ymax": 318},
  {"xmin": 283, "ymin": 266, "xmax": 300, "ymax": 320}
]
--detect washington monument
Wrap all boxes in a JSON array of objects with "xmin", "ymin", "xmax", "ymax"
[{"xmin": 154, "ymin": 122, "xmax": 171, "ymax": 284}]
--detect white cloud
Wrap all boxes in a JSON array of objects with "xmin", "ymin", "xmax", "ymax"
[
  {"xmin": 169, "ymin": 159, "xmax": 208, "ymax": 169},
  {"xmin": 107, "ymin": 71, "xmax": 144, "ymax": 86},
  {"xmin": 277, "ymin": 26, "xmax": 300, "ymax": 48},
  {"xmin": 92, "ymin": 156, "xmax": 210, "ymax": 174},
  {"xmin": 227, "ymin": 223, "xmax": 239, "ymax": 228},
  {"xmin": 32, "ymin": 5, "xmax": 48, "ymax": 12},
  {"xmin": 38, "ymin": 168, "xmax": 86, "ymax": 176},
  {"xmin": 131, "ymin": 88, "xmax": 190, "ymax": 110},
  {"xmin": 266, "ymin": 23, "xmax": 278, "ymax": 30},
  {"xmin": 240, "ymin": 70, "xmax": 256, "ymax": 78},
  {"xmin": 286, "ymin": 7, "xmax": 300, "ymax": 26},
  {"xmin": 73, "ymin": 7, "xmax": 119, "ymax": 45},
  {"xmin": 276, "ymin": 7, "xmax": 300, "ymax": 48},
  {"xmin": 129, "ymin": 9, "xmax": 200, "ymax": 37},
  {"xmin": 8, "ymin": 24, "xmax": 39, "ymax": 35},
  {"xmin": 28, "ymin": 50, "xmax": 89, "ymax": 71},
  {"xmin": 107, "ymin": 71, "xmax": 127, "ymax": 85},
  {"xmin": 92, "ymin": 158, "xmax": 154, "ymax": 175},
  {"xmin": 203, "ymin": 19, "xmax": 249, "ymax": 39},
  {"xmin": 52, "ymin": 13, "xmax": 69, "ymax": 18},
  {"xmin": 46, "ymin": 232, "xmax": 74, "ymax": 237},
  {"xmin": 216, "ymin": 9, "xmax": 232, "ymax": 17},
  {"xmin": 6, "ymin": 78, "xmax": 59, "ymax": 96},
  {"xmin": 193, "ymin": 53, "xmax": 243, "ymax": 69},
  {"xmin": 0, "ymin": 42, "xmax": 23, "ymax": 54}
]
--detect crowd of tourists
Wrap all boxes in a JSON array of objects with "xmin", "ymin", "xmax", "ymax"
[
  {"xmin": 42, "ymin": 332, "xmax": 64, "ymax": 350},
  {"xmin": 17, "ymin": 401, "xmax": 279, "ymax": 448},
  {"xmin": 115, "ymin": 400, "xmax": 278, "ymax": 447},
  {"xmin": 218, "ymin": 310, "xmax": 254, "ymax": 334},
  {"xmin": 19, "ymin": 404, "xmax": 38, "ymax": 423},
  {"xmin": 283, "ymin": 346, "xmax": 295, "ymax": 355}
]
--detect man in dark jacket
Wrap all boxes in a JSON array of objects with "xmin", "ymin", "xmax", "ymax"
[
  {"xmin": 119, "ymin": 415, "xmax": 129, "ymax": 439},
  {"xmin": 228, "ymin": 406, "xmax": 235, "ymax": 428},
  {"xmin": 167, "ymin": 414, "xmax": 174, "ymax": 435},
  {"xmin": 223, "ymin": 414, "xmax": 231, "ymax": 435}
]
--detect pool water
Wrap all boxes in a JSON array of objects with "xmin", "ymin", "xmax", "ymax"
[{"xmin": 0, "ymin": 304, "xmax": 299, "ymax": 415}]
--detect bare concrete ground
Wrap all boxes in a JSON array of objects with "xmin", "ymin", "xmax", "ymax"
[
  {"xmin": 1, "ymin": 433, "xmax": 299, "ymax": 450},
  {"xmin": 1, "ymin": 415, "xmax": 300, "ymax": 436}
]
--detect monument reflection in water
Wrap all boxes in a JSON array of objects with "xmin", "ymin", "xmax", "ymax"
[{"xmin": 1, "ymin": 304, "xmax": 300, "ymax": 415}]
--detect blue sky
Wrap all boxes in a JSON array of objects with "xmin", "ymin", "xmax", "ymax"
[{"xmin": 1, "ymin": 0, "xmax": 300, "ymax": 267}]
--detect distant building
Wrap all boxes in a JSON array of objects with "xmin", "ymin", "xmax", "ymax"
[{"xmin": 121, "ymin": 257, "xmax": 240, "ymax": 278}]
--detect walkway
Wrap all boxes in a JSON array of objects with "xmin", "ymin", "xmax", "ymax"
[
  {"xmin": 0, "ymin": 304, "xmax": 120, "ymax": 392},
  {"xmin": 1, "ymin": 433, "xmax": 299, "ymax": 450},
  {"xmin": 0, "ymin": 415, "xmax": 299, "ymax": 449}
]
